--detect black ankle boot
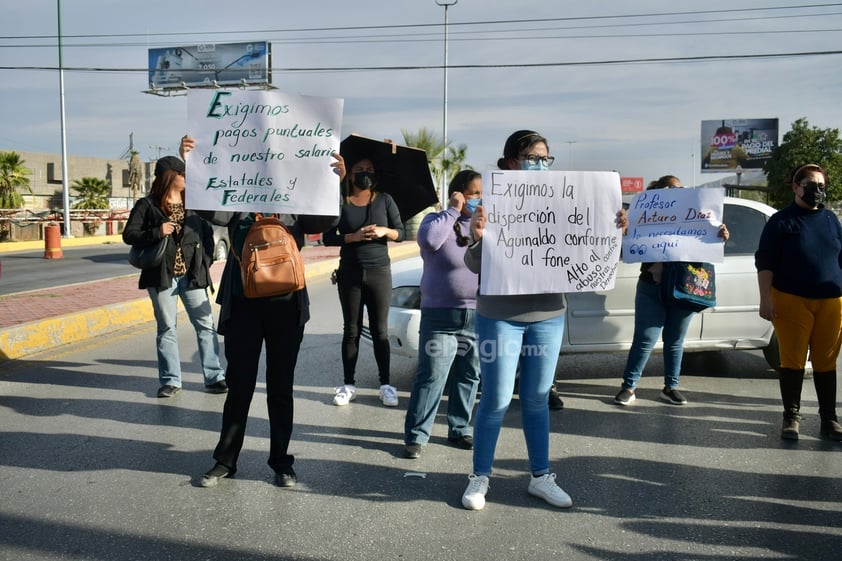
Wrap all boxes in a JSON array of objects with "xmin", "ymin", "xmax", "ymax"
[
  {"xmin": 779, "ymin": 368, "xmax": 804, "ymax": 440},
  {"xmin": 548, "ymin": 385, "xmax": 564, "ymax": 410},
  {"xmin": 820, "ymin": 419, "xmax": 842, "ymax": 441},
  {"xmin": 812, "ymin": 370, "xmax": 840, "ymax": 440}
]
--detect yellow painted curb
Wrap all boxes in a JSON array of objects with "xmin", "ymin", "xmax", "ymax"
[{"xmin": 0, "ymin": 299, "xmax": 153, "ymax": 362}]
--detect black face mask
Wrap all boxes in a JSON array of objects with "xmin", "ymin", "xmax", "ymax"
[
  {"xmin": 800, "ymin": 182, "xmax": 826, "ymax": 207},
  {"xmin": 353, "ymin": 172, "xmax": 375, "ymax": 190}
]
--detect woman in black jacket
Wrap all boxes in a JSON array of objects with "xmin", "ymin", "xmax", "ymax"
[{"xmin": 122, "ymin": 156, "xmax": 226, "ymax": 398}]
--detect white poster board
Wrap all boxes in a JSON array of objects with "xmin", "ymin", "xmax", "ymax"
[
  {"xmin": 622, "ymin": 188, "xmax": 725, "ymax": 263},
  {"xmin": 185, "ymin": 89, "xmax": 343, "ymax": 215},
  {"xmin": 479, "ymin": 170, "xmax": 623, "ymax": 295}
]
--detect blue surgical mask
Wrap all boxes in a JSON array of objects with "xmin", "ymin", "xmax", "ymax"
[
  {"xmin": 464, "ymin": 198, "xmax": 481, "ymax": 214},
  {"xmin": 520, "ymin": 160, "xmax": 549, "ymax": 171}
]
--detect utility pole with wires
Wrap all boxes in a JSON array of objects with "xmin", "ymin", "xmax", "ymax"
[
  {"xmin": 119, "ymin": 132, "xmax": 136, "ymax": 160},
  {"xmin": 148, "ymin": 145, "xmax": 170, "ymax": 161}
]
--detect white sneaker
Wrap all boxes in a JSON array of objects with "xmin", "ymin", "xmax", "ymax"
[
  {"xmin": 379, "ymin": 384, "xmax": 398, "ymax": 407},
  {"xmin": 462, "ymin": 474, "xmax": 490, "ymax": 510},
  {"xmin": 528, "ymin": 473, "xmax": 573, "ymax": 508},
  {"xmin": 332, "ymin": 384, "xmax": 357, "ymax": 406}
]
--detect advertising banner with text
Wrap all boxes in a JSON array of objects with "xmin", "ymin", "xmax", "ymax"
[
  {"xmin": 148, "ymin": 42, "xmax": 270, "ymax": 89},
  {"xmin": 701, "ymin": 118, "xmax": 778, "ymax": 173},
  {"xmin": 479, "ymin": 170, "xmax": 622, "ymax": 295},
  {"xmin": 185, "ymin": 89, "xmax": 343, "ymax": 215}
]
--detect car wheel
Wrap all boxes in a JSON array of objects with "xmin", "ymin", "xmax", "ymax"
[
  {"xmin": 213, "ymin": 239, "xmax": 228, "ymax": 262},
  {"xmin": 762, "ymin": 331, "xmax": 780, "ymax": 371}
]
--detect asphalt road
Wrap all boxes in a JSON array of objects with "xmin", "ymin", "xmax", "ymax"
[
  {"xmin": 1, "ymin": 273, "xmax": 840, "ymax": 560},
  {"xmin": 0, "ymin": 243, "xmax": 135, "ymax": 295}
]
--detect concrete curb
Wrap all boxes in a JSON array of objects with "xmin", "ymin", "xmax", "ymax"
[{"xmin": 0, "ymin": 242, "xmax": 419, "ymax": 362}]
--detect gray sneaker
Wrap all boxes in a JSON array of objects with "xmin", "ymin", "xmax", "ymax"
[
  {"xmin": 404, "ymin": 443, "xmax": 423, "ymax": 459},
  {"xmin": 614, "ymin": 388, "xmax": 635, "ymax": 406},
  {"xmin": 157, "ymin": 385, "xmax": 181, "ymax": 398},
  {"xmin": 661, "ymin": 387, "xmax": 687, "ymax": 405}
]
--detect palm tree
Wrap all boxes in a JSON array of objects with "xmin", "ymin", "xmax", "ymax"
[
  {"xmin": 71, "ymin": 177, "xmax": 111, "ymax": 234},
  {"xmin": 0, "ymin": 151, "xmax": 32, "ymax": 209},
  {"xmin": 401, "ymin": 127, "xmax": 470, "ymax": 193},
  {"xmin": 71, "ymin": 177, "xmax": 111, "ymax": 209}
]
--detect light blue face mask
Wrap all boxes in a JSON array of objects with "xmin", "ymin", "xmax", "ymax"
[
  {"xmin": 464, "ymin": 198, "xmax": 481, "ymax": 214},
  {"xmin": 521, "ymin": 160, "xmax": 549, "ymax": 171}
]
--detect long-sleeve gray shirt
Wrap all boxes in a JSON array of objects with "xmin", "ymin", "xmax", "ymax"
[{"xmin": 464, "ymin": 238, "xmax": 566, "ymax": 322}]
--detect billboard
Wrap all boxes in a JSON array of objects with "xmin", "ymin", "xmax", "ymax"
[
  {"xmin": 148, "ymin": 42, "xmax": 270, "ymax": 89},
  {"xmin": 700, "ymin": 118, "xmax": 778, "ymax": 173}
]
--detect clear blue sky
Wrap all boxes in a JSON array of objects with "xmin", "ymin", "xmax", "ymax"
[{"xmin": 2, "ymin": 0, "xmax": 841, "ymax": 186}]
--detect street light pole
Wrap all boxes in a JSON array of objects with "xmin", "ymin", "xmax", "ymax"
[
  {"xmin": 436, "ymin": 0, "xmax": 457, "ymax": 206},
  {"xmin": 563, "ymin": 140, "xmax": 576, "ymax": 170},
  {"xmin": 57, "ymin": 0, "xmax": 71, "ymax": 238}
]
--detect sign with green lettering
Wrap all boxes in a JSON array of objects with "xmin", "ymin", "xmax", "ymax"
[{"xmin": 186, "ymin": 89, "xmax": 343, "ymax": 215}]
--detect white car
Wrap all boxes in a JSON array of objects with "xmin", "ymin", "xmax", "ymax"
[{"xmin": 366, "ymin": 197, "xmax": 780, "ymax": 369}]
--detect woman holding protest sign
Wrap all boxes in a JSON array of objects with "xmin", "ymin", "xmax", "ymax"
[
  {"xmin": 613, "ymin": 175, "xmax": 729, "ymax": 407},
  {"xmin": 177, "ymin": 136, "xmax": 346, "ymax": 489},
  {"xmin": 755, "ymin": 163, "xmax": 842, "ymax": 441},
  {"xmin": 323, "ymin": 154, "xmax": 405, "ymax": 408},
  {"xmin": 460, "ymin": 130, "xmax": 628, "ymax": 511}
]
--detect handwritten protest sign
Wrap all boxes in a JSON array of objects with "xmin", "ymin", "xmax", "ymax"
[
  {"xmin": 623, "ymin": 187, "xmax": 725, "ymax": 263},
  {"xmin": 185, "ymin": 89, "xmax": 343, "ymax": 215},
  {"xmin": 479, "ymin": 170, "xmax": 622, "ymax": 295}
]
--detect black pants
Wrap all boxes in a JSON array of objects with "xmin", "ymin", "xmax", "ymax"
[
  {"xmin": 336, "ymin": 265, "xmax": 392, "ymax": 386},
  {"xmin": 213, "ymin": 295, "xmax": 304, "ymax": 474}
]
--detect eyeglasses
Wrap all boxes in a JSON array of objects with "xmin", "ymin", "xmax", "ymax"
[
  {"xmin": 799, "ymin": 180, "xmax": 826, "ymax": 190},
  {"xmin": 520, "ymin": 155, "xmax": 555, "ymax": 167},
  {"xmin": 453, "ymin": 221, "xmax": 470, "ymax": 247}
]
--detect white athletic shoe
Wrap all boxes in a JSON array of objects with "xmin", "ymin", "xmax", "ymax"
[
  {"xmin": 332, "ymin": 384, "xmax": 357, "ymax": 406},
  {"xmin": 528, "ymin": 473, "xmax": 573, "ymax": 508},
  {"xmin": 462, "ymin": 474, "xmax": 490, "ymax": 510},
  {"xmin": 379, "ymin": 384, "xmax": 398, "ymax": 407}
]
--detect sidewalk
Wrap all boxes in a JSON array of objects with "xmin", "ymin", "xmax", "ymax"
[{"xmin": 0, "ymin": 236, "xmax": 418, "ymax": 363}]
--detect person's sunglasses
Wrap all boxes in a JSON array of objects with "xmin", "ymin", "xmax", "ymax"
[{"xmin": 799, "ymin": 180, "xmax": 826, "ymax": 190}]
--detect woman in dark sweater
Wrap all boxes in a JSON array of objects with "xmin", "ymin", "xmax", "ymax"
[
  {"xmin": 756, "ymin": 162, "xmax": 842, "ymax": 441},
  {"xmin": 323, "ymin": 156, "xmax": 405, "ymax": 407}
]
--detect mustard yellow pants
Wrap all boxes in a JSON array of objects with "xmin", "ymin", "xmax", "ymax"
[{"xmin": 771, "ymin": 287, "xmax": 842, "ymax": 371}]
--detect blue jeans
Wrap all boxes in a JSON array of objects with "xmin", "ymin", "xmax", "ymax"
[
  {"xmin": 621, "ymin": 279, "xmax": 695, "ymax": 390},
  {"xmin": 147, "ymin": 276, "xmax": 225, "ymax": 388},
  {"xmin": 404, "ymin": 308, "xmax": 480, "ymax": 445},
  {"xmin": 472, "ymin": 313, "xmax": 565, "ymax": 477}
]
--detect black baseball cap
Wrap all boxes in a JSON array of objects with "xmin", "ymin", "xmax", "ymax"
[{"xmin": 154, "ymin": 156, "xmax": 185, "ymax": 177}]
